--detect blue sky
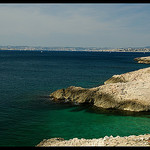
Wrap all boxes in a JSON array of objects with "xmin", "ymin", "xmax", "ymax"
[{"xmin": 0, "ymin": 3, "xmax": 150, "ymax": 48}]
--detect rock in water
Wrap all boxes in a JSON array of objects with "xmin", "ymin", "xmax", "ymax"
[
  {"xmin": 134, "ymin": 56, "xmax": 150, "ymax": 64},
  {"xmin": 50, "ymin": 67, "xmax": 150, "ymax": 112}
]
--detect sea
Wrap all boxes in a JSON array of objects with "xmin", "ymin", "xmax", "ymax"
[{"xmin": 0, "ymin": 50, "xmax": 150, "ymax": 146}]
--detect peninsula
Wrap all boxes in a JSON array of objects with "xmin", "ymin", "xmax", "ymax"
[{"xmin": 50, "ymin": 66, "xmax": 150, "ymax": 112}]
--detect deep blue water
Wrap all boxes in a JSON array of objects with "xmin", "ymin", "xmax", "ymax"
[{"xmin": 0, "ymin": 50, "xmax": 150, "ymax": 146}]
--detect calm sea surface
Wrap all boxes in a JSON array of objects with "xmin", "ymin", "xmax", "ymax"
[{"xmin": 0, "ymin": 50, "xmax": 150, "ymax": 146}]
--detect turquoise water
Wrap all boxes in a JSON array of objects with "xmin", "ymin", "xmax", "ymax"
[{"xmin": 0, "ymin": 50, "xmax": 150, "ymax": 146}]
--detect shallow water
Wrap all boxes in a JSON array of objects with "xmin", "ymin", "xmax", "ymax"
[{"xmin": 0, "ymin": 50, "xmax": 150, "ymax": 146}]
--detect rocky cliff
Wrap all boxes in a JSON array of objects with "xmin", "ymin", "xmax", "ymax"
[{"xmin": 50, "ymin": 67, "xmax": 150, "ymax": 112}]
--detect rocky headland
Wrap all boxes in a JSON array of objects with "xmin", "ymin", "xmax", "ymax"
[
  {"xmin": 50, "ymin": 67, "xmax": 150, "ymax": 112},
  {"xmin": 134, "ymin": 56, "xmax": 150, "ymax": 64}
]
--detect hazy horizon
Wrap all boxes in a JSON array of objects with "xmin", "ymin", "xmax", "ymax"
[{"xmin": 0, "ymin": 3, "xmax": 150, "ymax": 48}]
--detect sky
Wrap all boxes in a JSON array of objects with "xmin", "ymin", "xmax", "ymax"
[{"xmin": 0, "ymin": 3, "xmax": 150, "ymax": 48}]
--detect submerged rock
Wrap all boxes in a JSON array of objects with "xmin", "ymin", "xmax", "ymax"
[
  {"xmin": 50, "ymin": 67, "xmax": 150, "ymax": 112},
  {"xmin": 134, "ymin": 56, "xmax": 150, "ymax": 64}
]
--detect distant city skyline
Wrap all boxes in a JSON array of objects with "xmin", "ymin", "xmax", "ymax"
[{"xmin": 0, "ymin": 3, "xmax": 150, "ymax": 48}]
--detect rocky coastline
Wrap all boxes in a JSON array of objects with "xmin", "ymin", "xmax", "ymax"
[
  {"xmin": 37, "ymin": 56, "xmax": 150, "ymax": 147},
  {"xmin": 37, "ymin": 134, "xmax": 150, "ymax": 147}
]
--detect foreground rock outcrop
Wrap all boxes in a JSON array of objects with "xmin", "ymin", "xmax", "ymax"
[
  {"xmin": 134, "ymin": 56, "xmax": 150, "ymax": 64},
  {"xmin": 37, "ymin": 134, "xmax": 150, "ymax": 146},
  {"xmin": 50, "ymin": 67, "xmax": 150, "ymax": 112}
]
